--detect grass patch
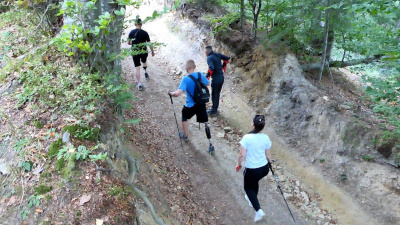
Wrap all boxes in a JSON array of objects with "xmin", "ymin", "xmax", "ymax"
[
  {"xmin": 34, "ymin": 185, "xmax": 53, "ymax": 195},
  {"xmin": 32, "ymin": 120, "xmax": 45, "ymax": 129},
  {"xmin": 62, "ymin": 125, "xmax": 99, "ymax": 141},
  {"xmin": 108, "ymin": 186, "xmax": 124, "ymax": 196},
  {"xmin": 55, "ymin": 158, "xmax": 65, "ymax": 172},
  {"xmin": 108, "ymin": 185, "xmax": 134, "ymax": 198},
  {"xmin": 48, "ymin": 138, "xmax": 64, "ymax": 158},
  {"xmin": 362, "ymin": 155, "xmax": 374, "ymax": 162}
]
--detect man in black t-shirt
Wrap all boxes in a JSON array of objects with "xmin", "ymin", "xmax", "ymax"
[{"xmin": 128, "ymin": 18, "xmax": 155, "ymax": 91}]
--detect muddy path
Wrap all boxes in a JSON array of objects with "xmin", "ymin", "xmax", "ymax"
[{"xmin": 119, "ymin": 3, "xmax": 380, "ymax": 225}]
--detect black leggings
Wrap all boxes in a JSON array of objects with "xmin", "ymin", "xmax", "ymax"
[{"xmin": 243, "ymin": 164, "xmax": 269, "ymax": 211}]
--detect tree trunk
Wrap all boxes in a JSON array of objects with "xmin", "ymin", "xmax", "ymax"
[
  {"xmin": 249, "ymin": 0, "xmax": 262, "ymax": 40},
  {"xmin": 326, "ymin": 29, "xmax": 334, "ymax": 62},
  {"xmin": 318, "ymin": 0, "xmax": 330, "ymax": 81},
  {"xmin": 341, "ymin": 32, "xmax": 346, "ymax": 62},
  {"xmin": 63, "ymin": 0, "xmax": 124, "ymax": 77},
  {"xmin": 265, "ymin": 0, "xmax": 269, "ymax": 33},
  {"xmin": 301, "ymin": 55, "xmax": 383, "ymax": 71},
  {"xmin": 240, "ymin": 0, "xmax": 244, "ymax": 29}
]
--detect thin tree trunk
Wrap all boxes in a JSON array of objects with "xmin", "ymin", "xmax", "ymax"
[
  {"xmin": 266, "ymin": 0, "xmax": 269, "ymax": 33},
  {"xmin": 301, "ymin": 55, "xmax": 383, "ymax": 71},
  {"xmin": 250, "ymin": 0, "xmax": 262, "ymax": 40},
  {"xmin": 240, "ymin": 0, "xmax": 244, "ymax": 29},
  {"xmin": 326, "ymin": 29, "xmax": 334, "ymax": 62},
  {"xmin": 341, "ymin": 32, "xmax": 346, "ymax": 62},
  {"xmin": 318, "ymin": 0, "xmax": 330, "ymax": 81}
]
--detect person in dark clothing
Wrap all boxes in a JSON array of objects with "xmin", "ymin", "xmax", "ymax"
[
  {"xmin": 236, "ymin": 115, "xmax": 272, "ymax": 222},
  {"xmin": 128, "ymin": 18, "xmax": 155, "ymax": 91},
  {"xmin": 205, "ymin": 46, "xmax": 230, "ymax": 115}
]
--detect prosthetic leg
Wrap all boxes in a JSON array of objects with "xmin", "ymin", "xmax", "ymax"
[
  {"xmin": 204, "ymin": 122, "xmax": 215, "ymax": 154},
  {"xmin": 143, "ymin": 66, "xmax": 149, "ymax": 79}
]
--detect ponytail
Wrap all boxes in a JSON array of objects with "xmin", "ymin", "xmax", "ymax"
[{"xmin": 249, "ymin": 115, "xmax": 265, "ymax": 134}]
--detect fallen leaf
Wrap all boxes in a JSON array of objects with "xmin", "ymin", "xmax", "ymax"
[
  {"xmin": 32, "ymin": 165, "xmax": 43, "ymax": 175},
  {"xmin": 96, "ymin": 219, "xmax": 104, "ymax": 225},
  {"xmin": 7, "ymin": 195, "xmax": 16, "ymax": 206},
  {"xmin": 20, "ymin": 222, "xmax": 27, "ymax": 225},
  {"xmin": 79, "ymin": 194, "xmax": 91, "ymax": 206},
  {"xmin": 35, "ymin": 208, "xmax": 43, "ymax": 214}
]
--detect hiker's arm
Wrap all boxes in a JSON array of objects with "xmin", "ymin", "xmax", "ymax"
[
  {"xmin": 149, "ymin": 43, "xmax": 155, "ymax": 56},
  {"xmin": 168, "ymin": 89, "xmax": 183, "ymax": 97},
  {"xmin": 237, "ymin": 145, "xmax": 246, "ymax": 167},
  {"xmin": 147, "ymin": 34, "xmax": 155, "ymax": 56},
  {"xmin": 206, "ymin": 58, "xmax": 214, "ymax": 79},
  {"xmin": 128, "ymin": 31, "xmax": 133, "ymax": 45},
  {"xmin": 207, "ymin": 57, "xmax": 215, "ymax": 72},
  {"xmin": 265, "ymin": 148, "xmax": 272, "ymax": 164},
  {"xmin": 221, "ymin": 54, "xmax": 230, "ymax": 61}
]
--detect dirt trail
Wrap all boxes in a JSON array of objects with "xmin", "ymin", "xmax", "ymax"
[
  {"xmin": 120, "ymin": 3, "xmax": 379, "ymax": 225},
  {"xmin": 120, "ymin": 5, "xmax": 309, "ymax": 225}
]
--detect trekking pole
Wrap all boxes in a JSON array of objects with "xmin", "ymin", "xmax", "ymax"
[
  {"xmin": 169, "ymin": 94, "xmax": 184, "ymax": 151},
  {"xmin": 268, "ymin": 163, "xmax": 296, "ymax": 225}
]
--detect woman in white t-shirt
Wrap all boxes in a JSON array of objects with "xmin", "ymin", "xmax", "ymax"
[{"xmin": 236, "ymin": 115, "xmax": 272, "ymax": 222}]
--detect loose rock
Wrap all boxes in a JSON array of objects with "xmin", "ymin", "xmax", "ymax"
[{"xmin": 223, "ymin": 127, "xmax": 232, "ymax": 132}]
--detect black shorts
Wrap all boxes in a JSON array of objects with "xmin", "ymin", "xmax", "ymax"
[
  {"xmin": 182, "ymin": 104, "xmax": 208, "ymax": 123},
  {"xmin": 132, "ymin": 53, "xmax": 148, "ymax": 67}
]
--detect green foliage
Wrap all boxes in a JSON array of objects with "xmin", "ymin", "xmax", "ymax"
[
  {"xmin": 319, "ymin": 158, "xmax": 325, "ymax": 163},
  {"xmin": 62, "ymin": 125, "xmax": 99, "ymax": 141},
  {"xmin": 57, "ymin": 144, "xmax": 107, "ymax": 163},
  {"xmin": 34, "ymin": 185, "xmax": 53, "ymax": 195},
  {"xmin": 48, "ymin": 139, "xmax": 64, "ymax": 158},
  {"xmin": 19, "ymin": 161, "xmax": 33, "ymax": 172},
  {"xmin": 124, "ymin": 118, "xmax": 142, "ymax": 124},
  {"xmin": 32, "ymin": 120, "xmax": 45, "ymax": 129},
  {"xmin": 75, "ymin": 146, "xmax": 91, "ymax": 160},
  {"xmin": 108, "ymin": 185, "xmax": 124, "ymax": 196},
  {"xmin": 16, "ymin": 62, "xmax": 105, "ymax": 121},
  {"xmin": 55, "ymin": 158, "xmax": 65, "ymax": 171},
  {"xmin": 362, "ymin": 155, "xmax": 374, "ymax": 162},
  {"xmin": 13, "ymin": 138, "xmax": 29, "ymax": 152},
  {"xmin": 363, "ymin": 71, "xmax": 400, "ymax": 135},
  {"xmin": 108, "ymin": 185, "xmax": 133, "ymax": 197},
  {"xmin": 339, "ymin": 173, "xmax": 347, "ymax": 181},
  {"xmin": 206, "ymin": 12, "xmax": 239, "ymax": 35},
  {"xmin": 28, "ymin": 194, "xmax": 42, "ymax": 208},
  {"xmin": 20, "ymin": 208, "xmax": 29, "ymax": 220},
  {"xmin": 89, "ymin": 152, "xmax": 108, "ymax": 162}
]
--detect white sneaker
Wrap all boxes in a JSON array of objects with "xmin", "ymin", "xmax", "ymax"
[
  {"xmin": 254, "ymin": 209, "xmax": 265, "ymax": 222},
  {"xmin": 244, "ymin": 194, "xmax": 253, "ymax": 208}
]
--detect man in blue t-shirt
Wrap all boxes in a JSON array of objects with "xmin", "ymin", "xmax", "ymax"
[{"xmin": 168, "ymin": 60, "xmax": 210, "ymax": 141}]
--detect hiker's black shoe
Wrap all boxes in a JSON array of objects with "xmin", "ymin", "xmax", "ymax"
[
  {"xmin": 207, "ymin": 109, "xmax": 218, "ymax": 116},
  {"xmin": 145, "ymin": 72, "xmax": 149, "ymax": 79},
  {"xmin": 138, "ymin": 84, "xmax": 143, "ymax": 91},
  {"xmin": 179, "ymin": 132, "xmax": 189, "ymax": 142}
]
